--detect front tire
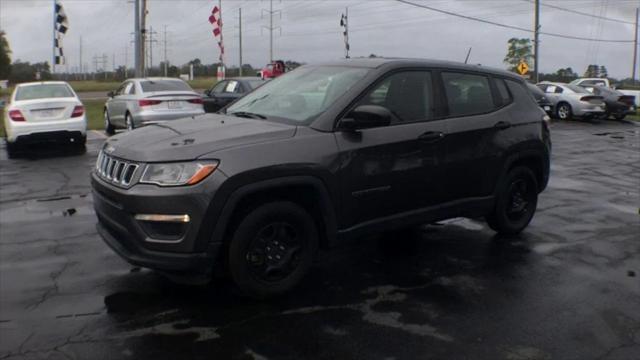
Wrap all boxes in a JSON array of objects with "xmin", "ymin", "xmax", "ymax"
[
  {"xmin": 104, "ymin": 109, "xmax": 115, "ymax": 135},
  {"xmin": 228, "ymin": 201, "xmax": 318, "ymax": 298},
  {"xmin": 486, "ymin": 167, "xmax": 538, "ymax": 235},
  {"xmin": 614, "ymin": 114, "xmax": 626, "ymax": 121},
  {"xmin": 556, "ymin": 103, "xmax": 572, "ymax": 121}
]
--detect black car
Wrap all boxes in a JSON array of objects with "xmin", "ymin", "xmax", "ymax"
[
  {"xmin": 92, "ymin": 59, "xmax": 551, "ymax": 298},
  {"xmin": 202, "ymin": 77, "xmax": 266, "ymax": 113},
  {"xmin": 526, "ymin": 83, "xmax": 553, "ymax": 115},
  {"xmin": 580, "ymin": 85, "xmax": 636, "ymax": 120}
]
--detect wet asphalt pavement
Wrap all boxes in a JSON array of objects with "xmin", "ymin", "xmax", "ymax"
[{"xmin": 0, "ymin": 121, "xmax": 639, "ymax": 360}]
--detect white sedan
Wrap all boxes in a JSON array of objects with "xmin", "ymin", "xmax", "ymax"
[{"xmin": 3, "ymin": 81, "xmax": 87, "ymax": 155}]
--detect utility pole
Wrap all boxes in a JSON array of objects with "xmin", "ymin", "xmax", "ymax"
[
  {"xmin": 134, "ymin": 0, "xmax": 142, "ymax": 77},
  {"xmin": 141, "ymin": 0, "xmax": 148, "ymax": 76},
  {"xmin": 533, "ymin": 0, "xmax": 540, "ymax": 83},
  {"xmin": 79, "ymin": 35, "xmax": 83, "ymax": 78},
  {"xmin": 262, "ymin": 0, "xmax": 281, "ymax": 63},
  {"xmin": 633, "ymin": 8, "xmax": 638, "ymax": 82},
  {"xmin": 113, "ymin": 52, "xmax": 116, "ymax": 72},
  {"xmin": 124, "ymin": 45, "xmax": 128, "ymax": 78},
  {"xmin": 238, "ymin": 7, "xmax": 243, "ymax": 76},
  {"xmin": 163, "ymin": 25, "xmax": 168, "ymax": 77},
  {"xmin": 147, "ymin": 26, "xmax": 157, "ymax": 72}
]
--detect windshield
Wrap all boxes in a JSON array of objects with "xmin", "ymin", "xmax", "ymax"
[
  {"xmin": 566, "ymin": 84, "xmax": 590, "ymax": 94},
  {"xmin": 15, "ymin": 84, "xmax": 74, "ymax": 100},
  {"xmin": 140, "ymin": 80, "xmax": 193, "ymax": 92},
  {"xmin": 226, "ymin": 66, "xmax": 370, "ymax": 125}
]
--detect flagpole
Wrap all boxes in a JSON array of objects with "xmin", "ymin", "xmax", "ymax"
[{"xmin": 52, "ymin": 0, "xmax": 56, "ymax": 75}]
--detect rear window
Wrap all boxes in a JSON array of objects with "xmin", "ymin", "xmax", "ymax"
[
  {"xmin": 442, "ymin": 72, "xmax": 494, "ymax": 116},
  {"xmin": 566, "ymin": 84, "xmax": 590, "ymax": 94},
  {"xmin": 140, "ymin": 80, "xmax": 193, "ymax": 92},
  {"xmin": 15, "ymin": 84, "xmax": 74, "ymax": 101}
]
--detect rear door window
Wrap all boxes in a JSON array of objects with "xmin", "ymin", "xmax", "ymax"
[{"xmin": 442, "ymin": 72, "xmax": 494, "ymax": 116}]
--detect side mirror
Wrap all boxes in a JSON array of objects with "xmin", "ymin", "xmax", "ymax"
[
  {"xmin": 107, "ymin": 90, "xmax": 115, "ymax": 98},
  {"xmin": 204, "ymin": 89, "xmax": 211, "ymax": 96},
  {"xmin": 340, "ymin": 105, "xmax": 392, "ymax": 131}
]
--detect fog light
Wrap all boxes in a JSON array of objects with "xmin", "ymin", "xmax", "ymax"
[{"xmin": 134, "ymin": 214, "xmax": 190, "ymax": 223}]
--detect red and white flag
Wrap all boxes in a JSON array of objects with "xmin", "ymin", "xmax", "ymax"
[{"xmin": 208, "ymin": 6, "xmax": 224, "ymax": 63}]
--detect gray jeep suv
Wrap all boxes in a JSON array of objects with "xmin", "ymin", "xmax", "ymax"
[{"xmin": 92, "ymin": 59, "xmax": 551, "ymax": 298}]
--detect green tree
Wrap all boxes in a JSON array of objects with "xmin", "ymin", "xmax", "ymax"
[
  {"xmin": 503, "ymin": 38, "xmax": 533, "ymax": 73},
  {"xmin": 583, "ymin": 64, "xmax": 600, "ymax": 78},
  {"xmin": 599, "ymin": 65, "xmax": 608, "ymax": 78},
  {"xmin": 0, "ymin": 31, "xmax": 11, "ymax": 79}
]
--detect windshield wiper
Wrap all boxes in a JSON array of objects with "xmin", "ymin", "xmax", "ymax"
[{"xmin": 229, "ymin": 111, "xmax": 267, "ymax": 119}]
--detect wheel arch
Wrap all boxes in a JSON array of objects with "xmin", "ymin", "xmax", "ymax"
[
  {"xmin": 209, "ymin": 176, "xmax": 338, "ymax": 253},
  {"xmin": 497, "ymin": 149, "xmax": 549, "ymax": 194}
]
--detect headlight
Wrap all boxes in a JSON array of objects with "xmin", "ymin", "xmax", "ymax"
[{"xmin": 140, "ymin": 161, "xmax": 219, "ymax": 186}]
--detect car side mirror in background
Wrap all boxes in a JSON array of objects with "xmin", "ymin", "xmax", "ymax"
[
  {"xmin": 204, "ymin": 89, "xmax": 211, "ymax": 96},
  {"xmin": 107, "ymin": 90, "xmax": 115, "ymax": 98},
  {"xmin": 340, "ymin": 105, "xmax": 392, "ymax": 131}
]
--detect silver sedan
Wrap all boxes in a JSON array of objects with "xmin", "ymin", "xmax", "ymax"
[
  {"xmin": 536, "ymin": 82, "xmax": 605, "ymax": 120},
  {"xmin": 104, "ymin": 78, "xmax": 204, "ymax": 134}
]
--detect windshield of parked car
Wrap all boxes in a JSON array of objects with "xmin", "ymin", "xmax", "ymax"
[
  {"xmin": 566, "ymin": 84, "xmax": 590, "ymax": 94},
  {"xmin": 226, "ymin": 66, "xmax": 370, "ymax": 125},
  {"xmin": 140, "ymin": 80, "xmax": 193, "ymax": 92},
  {"xmin": 15, "ymin": 84, "xmax": 74, "ymax": 101}
]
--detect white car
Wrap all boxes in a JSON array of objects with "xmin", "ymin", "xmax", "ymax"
[{"xmin": 3, "ymin": 81, "xmax": 87, "ymax": 155}]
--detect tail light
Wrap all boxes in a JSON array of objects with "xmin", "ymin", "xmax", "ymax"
[
  {"xmin": 8, "ymin": 109, "xmax": 25, "ymax": 122},
  {"xmin": 580, "ymin": 96, "xmax": 602, "ymax": 102},
  {"xmin": 139, "ymin": 99, "xmax": 163, "ymax": 106},
  {"xmin": 187, "ymin": 98, "xmax": 204, "ymax": 104},
  {"xmin": 619, "ymin": 96, "xmax": 635, "ymax": 106},
  {"xmin": 71, "ymin": 105, "xmax": 84, "ymax": 118}
]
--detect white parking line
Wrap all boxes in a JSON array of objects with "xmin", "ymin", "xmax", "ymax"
[{"xmin": 88, "ymin": 130, "xmax": 107, "ymax": 140}]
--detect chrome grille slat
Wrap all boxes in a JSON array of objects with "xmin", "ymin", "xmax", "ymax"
[{"xmin": 95, "ymin": 150, "xmax": 140, "ymax": 187}]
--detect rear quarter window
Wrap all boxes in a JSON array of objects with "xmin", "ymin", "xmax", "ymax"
[
  {"xmin": 506, "ymin": 79, "xmax": 536, "ymax": 105},
  {"xmin": 494, "ymin": 78, "xmax": 512, "ymax": 106}
]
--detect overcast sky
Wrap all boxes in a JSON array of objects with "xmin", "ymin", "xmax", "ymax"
[{"xmin": 0, "ymin": 0, "xmax": 638, "ymax": 78}]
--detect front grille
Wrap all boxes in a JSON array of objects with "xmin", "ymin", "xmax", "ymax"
[{"xmin": 95, "ymin": 151, "xmax": 139, "ymax": 187}]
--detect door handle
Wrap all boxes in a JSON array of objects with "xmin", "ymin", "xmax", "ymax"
[
  {"xmin": 494, "ymin": 121, "xmax": 512, "ymax": 130},
  {"xmin": 418, "ymin": 131, "xmax": 445, "ymax": 142}
]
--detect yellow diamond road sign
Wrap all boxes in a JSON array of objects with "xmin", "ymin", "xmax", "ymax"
[{"xmin": 517, "ymin": 61, "xmax": 529, "ymax": 75}]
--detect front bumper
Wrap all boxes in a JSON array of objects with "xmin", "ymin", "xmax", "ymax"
[{"xmin": 91, "ymin": 169, "xmax": 227, "ymax": 273}]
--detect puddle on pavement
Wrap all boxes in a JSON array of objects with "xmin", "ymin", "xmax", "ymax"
[{"xmin": 0, "ymin": 194, "xmax": 93, "ymax": 223}]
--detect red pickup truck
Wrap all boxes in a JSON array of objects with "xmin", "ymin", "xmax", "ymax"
[{"xmin": 258, "ymin": 60, "xmax": 286, "ymax": 79}]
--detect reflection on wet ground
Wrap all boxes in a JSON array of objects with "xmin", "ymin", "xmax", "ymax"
[{"xmin": 0, "ymin": 121, "xmax": 639, "ymax": 359}]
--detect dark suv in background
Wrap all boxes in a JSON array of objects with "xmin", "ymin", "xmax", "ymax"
[{"xmin": 91, "ymin": 59, "xmax": 551, "ymax": 298}]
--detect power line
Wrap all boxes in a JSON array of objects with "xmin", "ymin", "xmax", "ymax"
[
  {"xmin": 395, "ymin": 0, "xmax": 635, "ymax": 43},
  {"xmin": 520, "ymin": 0, "xmax": 634, "ymax": 25}
]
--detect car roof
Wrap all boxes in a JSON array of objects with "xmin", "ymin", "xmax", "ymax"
[
  {"xmin": 311, "ymin": 58, "xmax": 523, "ymax": 80},
  {"xmin": 16, "ymin": 81, "xmax": 70, "ymax": 87},
  {"xmin": 128, "ymin": 77, "xmax": 186, "ymax": 82}
]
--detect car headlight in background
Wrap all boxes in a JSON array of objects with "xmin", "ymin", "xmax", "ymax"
[{"xmin": 140, "ymin": 161, "xmax": 219, "ymax": 186}]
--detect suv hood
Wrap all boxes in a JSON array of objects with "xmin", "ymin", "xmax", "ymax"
[{"xmin": 105, "ymin": 114, "xmax": 296, "ymax": 162}]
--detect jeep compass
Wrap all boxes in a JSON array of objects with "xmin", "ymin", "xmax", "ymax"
[{"xmin": 92, "ymin": 59, "xmax": 551, "ymax": 298}]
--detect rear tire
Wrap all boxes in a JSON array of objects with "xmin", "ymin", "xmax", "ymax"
[
  {"xmin": 556, "ymin": 103, "xmax": 572, "ymax": 121},
  {"xmin": 614, "ymin": 114, "xmax": 626, "ymax": 121},
  {"xmin": 6, "ymin": 141, "xmax": 18, "ymax": 159},
  {"xmin": 486, "ymin": 167, "xmax": 538, "ymax": 235},
  {"xmin": 228, "ymin": 201, "xmax": 318, "ymax": 298},
  {"xmin": 125, "ymin": 113, "xmax": 135, "ymax": 131},
  {"xmin": 104, "ymin": 109, "xmax": 115, "ymax": 135}
]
